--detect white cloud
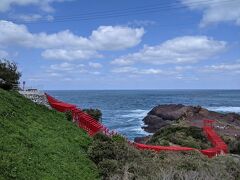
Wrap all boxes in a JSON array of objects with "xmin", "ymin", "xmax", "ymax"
[
  {"xmin": 48, "ymin": 72, "xmax": 62, "ymax": 77},
  {"xmin": 0, "ymin": 0, "xmax": 68, "ymax": 12},
  {"xmin": 181, "ymin": 0, "xmax": 240, "ymax": 27},
  {"xmin": 0, "ymin": 20, "xmax": 144, "ymax": 60},
  {"xmin": 9, "ymin": 14, "xmax": 54, "ymax": 22},
  {"xmin": 174, "ymin": 65, "xmax": 193, "ymax": 71},
  {"xmin": 112, "ymin": 66, "xmax": 138, "ymax": 73},
  {"xmin": 112, "ymin": 36, "xmax": 226, "ymax": 65},
  {"xmin": 176, "ymin": 75, "xmax": 199, "ymax": 81},
  {"xmin": 112, "ymin": 66, "xmax": 176, "ymax": 75},
  {"xmin": 44, "ymin": 62, "xmax": 88, "ymax": 80},
  {"xmin": 88, "ymin": 62, "xmax": 102, "ymax": 69},
  {"xmin": 62, "ymin": 77, "xmax": 73, "ymax": 81},
  {"xmin": 203, "ymin": 62, "xmax": 240, "ymax": 74},
  {"xmin": 127, "ymin": 20, "xmax": 156, "ymax": 27},
  {"xmin": 46, "ymin": 15, "xmax": 54, "ymax": 21},
  {"xmin": 14, "ymin": 14, "xmax": 42, "ymax": 22},
  {"xmin": 49, "ymin": 62, "xmax": 85, "ymax": 71},
  {"xmin": 89, "ymin": 26, "xmax": 144, "ymax": 50},
  {"xmin": 89, "ymin": 71, "xmax": 101, "ymax": 75},
  {"xmin": 42, "ymin": 49, "xmax": 101, "ymax": 61},
  {"xmin": 0, "ymin": 21, "xmax": 91, "ymax": 49},
  {"xmin": 0, "ymin": 50, "xmax": 8, "ymax": 58},
  {"xmin": 45, "ymin": 62, "xmax": 103, "ymax": 79},
  {"xmin": 50, "ymin": 62, "xmax": 75, "ymax": 71},
  {"xmin": 139, "ymin": 69, "xmax": 166, "ymax": 75}
]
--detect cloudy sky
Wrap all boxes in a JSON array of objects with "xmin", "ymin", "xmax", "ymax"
[{"xmin": 0, "ymin": 0, "xmax": 239, "ymax": 89}]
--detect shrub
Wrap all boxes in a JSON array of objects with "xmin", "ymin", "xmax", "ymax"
[
  {"xmin": 65, "ymin": 110, "xmax": 72, "ymax": 121},
  {"xmin": 187, "ymin": 126, "xmax": 208, "ymax": 143},
  {"xmin": 112, "ymin": 134, "xmax": 126, "ymax": 143},
  {"xmin": 82, "ymin": 108, "xmax": 102, "ymax": 121},
  {"xmin": 88, "ymin": 132, "xmax": 240, "ymax": 179},
  {"xmin": 0, "ymin": 59, "xmax": 21, "ymax": 90},
  {"xmin": 98, "ymin": 159, "xmax": 118, "ymax": 177},
  {"xmin": 146, "ymin": 125, "xmax": 211, "ymax": 149},
  {"xmin": 88, "ymin": 133, "xmax": 116, "ymax": 164},
  {"xmin": 88, "ymin": 140, "xmax": 115, "ymax": 164},
  {"xmin": 93, "ymin": 132, "xmax": 112, "ymax": 142},
  {"xmin": 0, "ymin": 83, "xmax": 12, "ymax": 91},
  {"xmin": 222, "ymin": 135, "xmax": 240, "ymax": 154}
]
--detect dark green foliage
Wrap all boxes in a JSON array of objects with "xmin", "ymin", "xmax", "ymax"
[
  {"xmin": 88, "ymin": 133, "xmax": 115, "ymax": 164},
  {"xmin": 112, "ymin": 134, "xmax": 126, "ymax": 143},
  {"xmin": 93, "ymin": 132, "xmax": 113, "ymax": 142},
  {"xmin": 0, "ymin": 83, "xmax": 12, "ymax": 91},
  {"xmin": 82, "ymin": 108, "xmax": 102, "ymax": 122},
  {"xmin": 147, "ymin": 125, "xmax": 211, "ymax": 149},
  {"xmin": 0, "ymin": 89, "xmax": 99, "ymax": 179},
  {"xmin": 222, "ymin": 135, "xmax": 240, "ymax": 155},
  {"xmin": 65, "ymin": 110, "xmax": 72, "ymax": 121},
  {"xmin": 88, "ymin": 133, "xmax": 240, "ymax": 179},
  {"xmin": 230, "ymin": 140, "xmax": 240, "ymax": 154},
  {"xmin": 0, "ymin": 59, "xmax": 21, "ymax": 90},
  {"xmin": 98, "ymin": 159, "xmax": 118, "ymax": 176}
]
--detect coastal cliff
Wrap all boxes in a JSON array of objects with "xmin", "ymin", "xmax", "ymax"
[{"xmin": 135, "ymin": 104, "xmax": 240, "ymax": 155}]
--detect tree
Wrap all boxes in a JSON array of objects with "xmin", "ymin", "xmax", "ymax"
[{"xmin": 0, "ymin": 59, "xmax": 21, "ymax": 90}]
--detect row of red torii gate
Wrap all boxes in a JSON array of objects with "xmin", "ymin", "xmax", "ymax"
[{"xmin": 45, "ymin": 93, "xmax": 228, "ymax": 158}]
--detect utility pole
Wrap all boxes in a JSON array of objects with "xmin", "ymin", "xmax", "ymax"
[{"xmin": 23, "ymin": 81, "xmax": 26, "ymax": 91}]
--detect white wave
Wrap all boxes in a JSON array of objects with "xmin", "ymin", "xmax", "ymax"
[
  {"xmin": 207, "ymin": 106, "xmax": 240, "ymax": 113},
  {"xmin": 120, "ymin": 109, "xmax": 149, "ymax": 119},
  {"xmin": 118, "ymin": 126, "xmax": 150, "ymax": 136},
  {"xmin": 116, "ymin": 109, "xmax": 150, "ymax": 137}
]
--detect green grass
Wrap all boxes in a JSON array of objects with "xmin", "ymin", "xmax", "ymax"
[
  {"xmin": 0, "ymin": 89, "xmax": 99, "ymax": 179},
  {"xmin": 146, "ymin": 125, "xmax": 211, "ymax": 149}
]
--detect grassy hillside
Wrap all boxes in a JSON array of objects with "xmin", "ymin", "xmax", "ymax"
[{"xmin": 0, "ymin": 89, "xmax": 99, "ymax": 179}]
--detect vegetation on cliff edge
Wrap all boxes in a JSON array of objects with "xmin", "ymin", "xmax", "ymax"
[
  {"xmin": 146, "ymin": 125, "xmax": 211, "ymax": 149},
  {"xmin": 88, "ymin": 133, "xmax": 240, "ymax": 180},
  {"xmin": 0, "ymin": 59, "xmax": 21, "ymax": 90}
]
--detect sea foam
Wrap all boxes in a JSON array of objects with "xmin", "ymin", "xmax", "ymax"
[
  {"xmin": 207, "ymin": 106, "xmax": 240, "ymax": 113},
  {"xmin": 120, "ymin": 109, "xmax": 149, "ymax": 118}
]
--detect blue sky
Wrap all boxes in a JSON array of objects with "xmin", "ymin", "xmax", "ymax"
[{"xmin": 0, "ymin": 0, "xmax": 239, "ymax": 90}]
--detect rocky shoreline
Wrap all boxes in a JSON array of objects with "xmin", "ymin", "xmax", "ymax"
[{"xmin": 135, "ymin": 104, "xmax": 240, "ymax": 143}]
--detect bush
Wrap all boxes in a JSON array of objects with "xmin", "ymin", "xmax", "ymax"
[
  {"xmin": 0, "ymin": 59, "xmax": 21, "ymax": 90},
  {"xmin": 0, "ymin": 83, "xmax": 12, "ymax": 90},
  {"xmin": 222, "ymin": 135, "xmax": 240, "ymax": 154},
  {"xmin": 82, "ymin": 108, "xmax": 102, "ymax": 121},
  {"xmin": 146, "ymin": 125, "xmax": 211, "ymax": 149},
  {"xmin": 93, "ymin": 132, "xmax": 112, "ymax": 142},
  {"xmin": 87, "ymin": 140, "xmax": 115, "ymax": 164},
  {"xmin": 65, "ymin": 110, "xmax": 72, "ymax": 121},
  {"xmin": 112, "ymin": 134, "xmax": 126, "ymax": 143},
  {"xmin": 98, "ymin": 159, "xmax": 118, "ymax": 177},
  {"xmin": 88, "ymin": 132, "xmax": 240, "ymax": 179}
]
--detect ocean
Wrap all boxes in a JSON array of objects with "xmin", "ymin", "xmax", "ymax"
[{"xmin": 46, "ymin": 90, "xmax": 240, "ymax": 140}]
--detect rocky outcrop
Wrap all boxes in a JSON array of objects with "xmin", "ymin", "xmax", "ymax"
[
  {"xmin": 19, "ymin": 90, "xmax": 51, "ymax": 108},
  {"xmin": 142, "ymin": 104, "xmax": 240, "ymax": 133},
  {"xmin": 142, "ymin": 115, "xmax": 170, "ymax": 133}
]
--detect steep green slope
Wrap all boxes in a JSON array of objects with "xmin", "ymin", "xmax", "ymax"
[{"xmin": 0, "ymin": 89, "xmax": 99, "ymax": 179}]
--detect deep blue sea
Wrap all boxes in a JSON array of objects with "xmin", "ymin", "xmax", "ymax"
[{"xmin": 46, "ymin": 90, "xmax": 240, "ymax": 140}]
